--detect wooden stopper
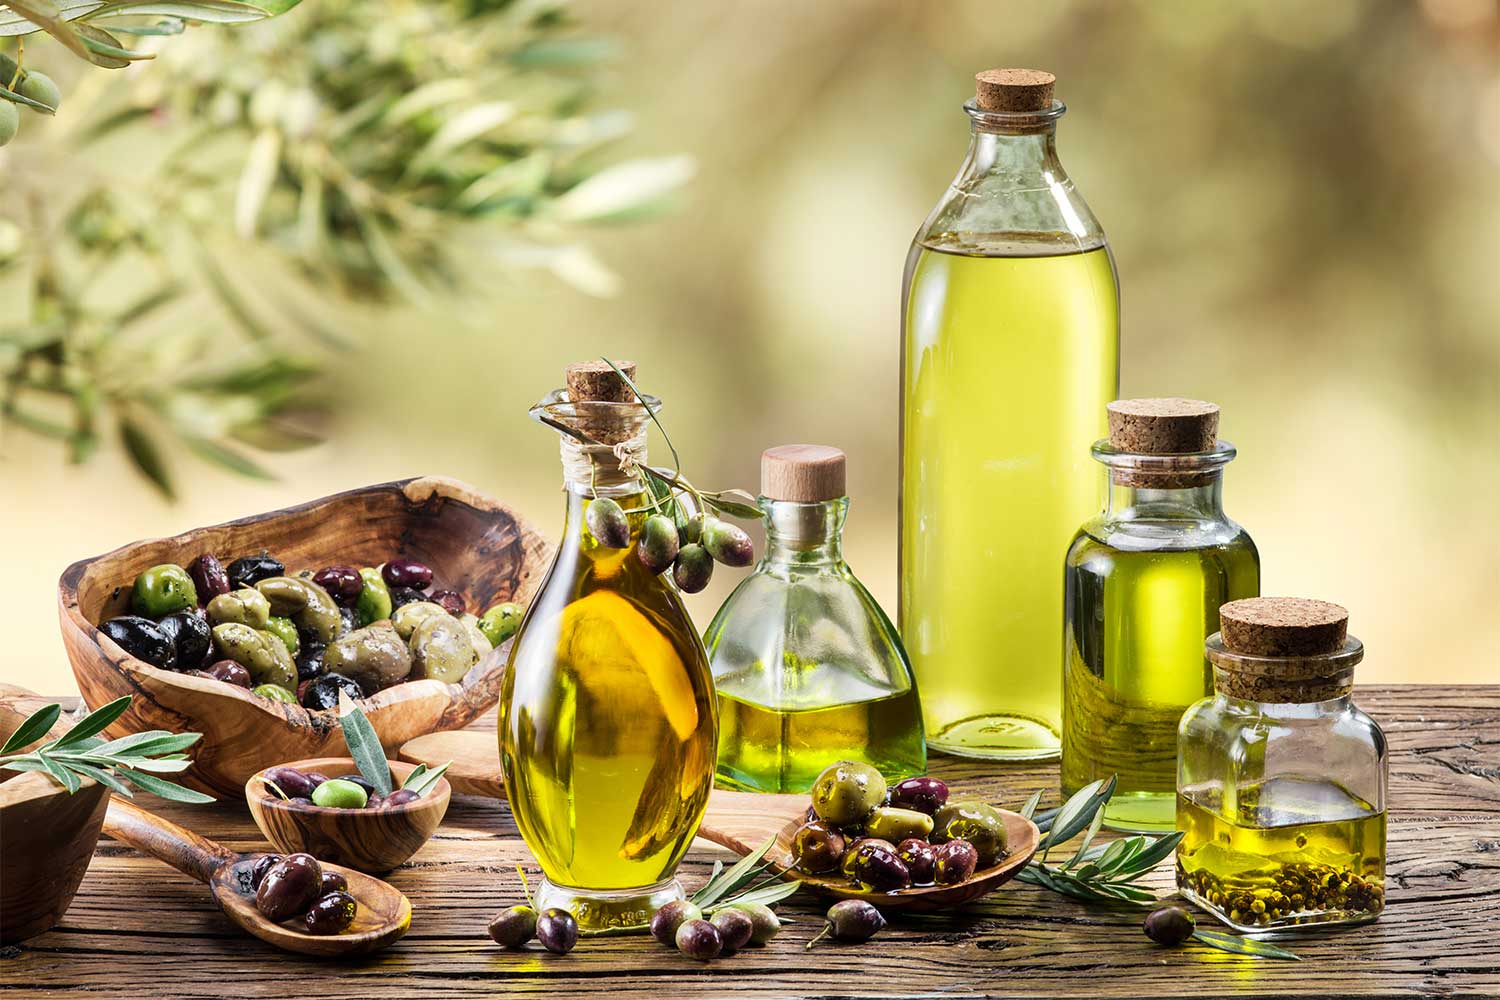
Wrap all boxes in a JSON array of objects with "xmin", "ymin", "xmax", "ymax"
[
  {"xmin": 1219, "ymin": 598, "xmax": 1349, "ymax": 657},
  {"xmin": 565, "ymin": 361, "xmax": 637, "ymax": 403},
  {"xmin": 761, "ymin": 445, "xmax": 847, "ymax": 502},
  {"xmin": 1107, "ymin": 398, "xmax": 1220, "ymax": 454},
  {"xmin": 974, "ymin": 68, "xmax": 1056, "ymax": 113}
]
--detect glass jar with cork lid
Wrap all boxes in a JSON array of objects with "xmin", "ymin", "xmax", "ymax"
[{"xmin": 1176, "ymin": 598, "xmax": 1387, "ymax": 933}]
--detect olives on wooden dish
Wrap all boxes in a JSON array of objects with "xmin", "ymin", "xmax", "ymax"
[
  {"xmin": 251, "ymin": 852, "xmax": 359, "ymax": 935},
  {"xmin": 256, "ymin": 764, "xmax": 441, "ymax": 811},
  {"xmin": 96, "ymin": 551, "xmax": 525, "ymax": 711}
]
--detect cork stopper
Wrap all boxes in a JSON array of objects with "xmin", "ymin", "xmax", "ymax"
[
  {"xmin": 1107, "ymin": 398, "xmax": 1220, "ymax": 454},
  {"xmin": 974, "ymin": 68, "xmax": 1056, "ymax": 113},
  {"xmin": 565, "ymin": 360, "xmax": 637, "ymax": 403},
  {"xmin": 1210, "ymin": 598, "xmax": 1359, "ymax": 703},
  {"xmin": 1220, "ymin": 598, "xmax": 1349, "ymax": 657},
  {"xmin": 761, "ymin": 445, "xmax": 847, "ymax": 502}
]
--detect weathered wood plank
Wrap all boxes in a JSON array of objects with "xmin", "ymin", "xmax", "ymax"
[{"xmin": 4, "ymin": 685, "xmax": 1498, "ymax": 998}]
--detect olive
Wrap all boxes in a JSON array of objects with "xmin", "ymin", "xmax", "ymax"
[
  {"xmin": 206, "ymin": 587, "xmax": 272, "ymax": 630},
  {"xmin": 325, "ymin": 621, "xmax": 412, "ymax": 693},
  {"xmin": 304, "ymin": 772, "xmax": 330, "ymax": 789},
  {"xmin": 319, "ymin": 871, "xmax": 348, "ymax": 895},
  {"xmin": 131, "ymin": 564, "xmax": 198, "ymax": 618},
  {"xmin": 889, "ymin": 776, "xmax": 949, "ymax": 816},
  {"xmin": 312, "ymin": 778, "xmax": 367, "ymax": 809},
  {"xmin": 710, "ymin": 908, "xmax": 754, "ymax": 953},
  {"xmin": 429, "ymin": 589, "xmax": 466, "ymax": 616},
  {"xmin": 1144, "ymin": 904, "xmax": 1196, "ymax": 946},
  {"xmin": 253, "ymin": 683, "xmax": 298, "ymax": 704},
  {"xmin": 17, "ymin": 71, "xmax": 61, "ymax": 111},
  {"xmin": 340, "ymin": 775, "xmax": 375, "ymax": 796},
  {"xmin": 287, "ymin": 796, "xmax": 314, "ymax": 806},
  {"xmin": 811, "ymin": 760, "xmax": 887, "ymax": 827},
  {"xmin": 365, "ymin": 794, "xmax": 385, "ymax": 809},
  {"xmin": 301, "ymin": 672, "xmax": 364, "ymax": 711},
  {"xmin": 383, "ymin": 788, "xmax": 419, "ymax": 807},
  {"xmin": 213, "ymin": 622, "xmax": 297, "ymax": 690},
  {"xmin": 256, "ymin": 577, "xmax": 343, "ymax": 644},
  {"xmin": 296, "ymin": 640, "xmax": 326, "ymax": 681},
  {"xmin": 933, "ymin": 839, "xmax": 978, "ymax": 885},
  {"xmin": 99, "ymin": 616, "xmax": 176, "ymax": 669},
  {"xmin": 381, "ymin": 559, "xmax": 432, "ymax": 591},
  {"xmin": 391, "ymin": 601, "xmax": 448, "ymax": 641},
  {"xmin": 810, "ymin": 900, "xmax": 885, "ymax": 947},
  {"xmin": 0, "ymin": 102, "xmax": 17, "ymax": 147},
  {"xmin": 459, "ymin": 614, "xmax": 494, "ymax": 658},
  {"xmin": 649, "ymin": 899, "xmax": 702, "ymax": 946},
  {"xmin": 536, "ymin": 907, "xmax": 578, "ymax": 954},
  {"xmin": 409, "ymin": 613, "xmax": 479, "ymax": 684},
  {"xmin": 674, "ymin": 918, "xmax": 721, "ymax": 961},
  {"xmin": 680, "ymin": 512, "xmax": 707, "ymax": 545},
  {"xmin": 842, "ymin": 838, "xmax": 911, "ymax": 892},
  {"xmin": 585, "ymin": 497, "xmax": 631, "ymax": 548},
  {"xmin": 672, "ymin": 544, "xmax": 713, "ymax": 593},
  {"xmin": 477, "ymin": 602, "xmax": 524, "ymax": 646},
  {"xmin": 156, "ymin": 611, "xmax": 213, "ymax": 670},
  {"xmin": 263, "ymin": 615, "xmax": 301, "ymax": 659},
  {"xmin": 865, "ymin": 806, "xmax": 934, "ymax": 843},
  {"xmin": 488, "ymin": 905, "xmax": 537, "ymax": 948},
  {"xmin": 249, "ymin": 853, "xmax": 283, "ymax": 890},
  {"xmin": 389, "ymin": 586, "xmax": 428, "ymax": 610},
  {"xmin": 263, "ymin": 765, "xmax": 317, "ymax": 799},
  {"xmin": 701, "ymin": 518, "xmax": 754, "ymax": 567},
  {"xmin": 187, "ymin": 554, "xmax": 231, "ymax": 605},
  {"xmin": 202, "ymin": 659, "xmax": 252, "ymax": 688},
  {"xmin": 897, "ymin": 838, "xmax": 936, "ymax": 884},
  {"xmin": 637, "ymin": 514, "xmax": 680, "ymax": 574},
  {"xmin": 227, "ymin": 554, "xmax": 285, "ymax": 590},
  {"xmin": 791, "ymin": 821, "xmax": 847, "ymax": 874},
  {"xmin": 355, "ymin": 568, "xmax": 393, "ymax": 627},
  {"xmin": 726, "ymin": 902, "xmax": 780, "ymax": 945},
  {"xmin": 312, "ymin": 566, "xmax": 363, "ymax": 604},
  {"xmin": 305, "ymin": 890, "xmax": 358, "ymax": 935},
  {"xmin": 932, "ymin": 801, "xmax": 1008, "ymax": 866},
  {"xmin": 255, "ymin": 852, "xmax": 322, "ymax": 923}
]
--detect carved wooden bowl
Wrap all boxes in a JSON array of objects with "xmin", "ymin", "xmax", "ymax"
[
  {"xmin": 246, "ymin": 757, "xmax": 450, "ymax": 872},
  {"xmin": 59, "ymin": 476, "xmax": 551, "ymax": 800}
]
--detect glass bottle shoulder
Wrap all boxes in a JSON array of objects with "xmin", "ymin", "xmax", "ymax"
[{"xmin": 1069, "ymin": 512, "xmax": 1258, "ymax": 559}]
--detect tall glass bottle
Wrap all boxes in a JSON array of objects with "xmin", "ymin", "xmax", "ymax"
[
  {"xmin": 1061, "ymin": 399, "xmax": 1259, "ymax": 832},
  {"xmin": 499, "ymin": 363, "xmax": 716, "ymax": 932},
  {"xmin": 901, "ymin": 68, "xmax": 1119, "ymax": 759},
  {"xmin": 705, "ymin": 445, "xmax": 925, "ymax": 793}
]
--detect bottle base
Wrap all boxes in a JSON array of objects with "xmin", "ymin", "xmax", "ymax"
[
  {"xmin": 927, "ymin": 714, "xmax": 1060, "ymax": 761},
  {"xmin": 534, "ymin": 877, "xmax": 684, "ymax": 934}
]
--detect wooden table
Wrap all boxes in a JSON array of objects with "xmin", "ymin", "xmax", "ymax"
[{"xmin": 5, "ymin": 685, "xmax": 1498, "ymax": 998}]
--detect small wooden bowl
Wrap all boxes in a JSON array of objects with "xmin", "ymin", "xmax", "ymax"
[
  {"xmin": 245, "ymin": 757, "xmax": 450, "ymax": 872},
  {"xmin": 59, "ymin": 476, "xmax": 551, "ymax": 800}
]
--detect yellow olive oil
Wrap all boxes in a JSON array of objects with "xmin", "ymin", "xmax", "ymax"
[
  {"xmin": 1177, "ymin": 779, "xmax": 1386, "ymax": 931},
  {"xmin": 500, "ymin": 491, "xmax": 716, "ymax": 914},
  {"xmin": 901, "ymin": 233, "xmax": 1119, "ymax": 759},
  {"xmin": 1062, "ymin": 539, "xmax": 1259, "ymax": 831}
]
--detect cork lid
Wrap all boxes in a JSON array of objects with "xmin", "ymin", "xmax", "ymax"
[
  {"xmin": 1209, "ymin": 598, "xmax": 1361, "ymax": 703},
  {"xmin": 761, "ymin": 445, "xmax": 846, "ymax": 502},
  {"xmin": 565, "ymin": 360, "xmax": 637, "ymax": 403},
  {"xmin": 974, "ymin": 69, "xmax": 1055, "ymax": 112},
  {"xmin": 1219, "ymin": 598, "xmax": 1349, "ymax": 657},
  {"xmin": 1107, "ymin": 398, "xmax": 1220, "ymax": 454},
  {"xmin": 558, "ymin": 360, "xmax": 642, "ymax": 446}
]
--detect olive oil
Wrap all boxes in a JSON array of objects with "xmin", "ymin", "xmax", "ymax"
[
  {"xmin": 1062, "ymin": 538, "xmax": 1259, "ymax": 831},
  {"xmin": 1177, "ymin": 779, "xmax": 1386, "ymax": 931},
  {"xmin": 902, "ymin": 236, "xmax": 1118, "ymax": 758}
]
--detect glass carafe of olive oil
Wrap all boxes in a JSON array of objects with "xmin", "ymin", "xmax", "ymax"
[
  {"xmin": 705, "ymin": 445, "xmax": 925, "ymax": 793},
  {"xmin": 901, "ymin": 68, "xmax": 1119, "ymax": 760},
  {"xmin": 500, "ymin": 363, "xmax": 716, "ymax": 932},
  {"xmin": 1061, "ymin": 399, "xmax": 1259, "ymax": 832}
]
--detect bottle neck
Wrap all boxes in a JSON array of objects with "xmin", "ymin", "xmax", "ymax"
[
  {"xmin": 1212, "ymin": 680, "xmax": 1355, "ymax": 717},
  {"xmin": 761, "ymin": 498, "xmax": 847, "ymax": 567},
  {"xmin": 963, "ymin": 127, "xmax": 1062, "ymax": 182},
  {"xmin": 1104, "ymin": 474, "xmax": 1226, "ymax": 522}
]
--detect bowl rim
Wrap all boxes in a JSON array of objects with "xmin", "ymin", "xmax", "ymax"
[{"xmin": 246, "ymin": 756, "xmax": 451, "ymax": 818}]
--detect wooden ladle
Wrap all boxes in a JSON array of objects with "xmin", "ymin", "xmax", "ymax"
[{"xmin": 103, "ymin": 797, "xmax": 411, "ymax": 956}]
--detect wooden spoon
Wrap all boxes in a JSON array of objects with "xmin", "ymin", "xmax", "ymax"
[
  {"xmin": 103, "ymin": 797, "xmax": 411, "ymax": 956},
  {"xmin": 400, "ymin": 730, "xmax": 1039, "ymax": 912}
]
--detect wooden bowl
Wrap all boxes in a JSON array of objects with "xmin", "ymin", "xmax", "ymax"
[
  {"xmin": 59, "ymin": 476, "xmax": 551, "ymax": 800},
  {"xmin": 0, "ymin": 685, "xmax": 110, "ymax": 943},
  {"xmin": 245, "ymin": 757, "xmax": 450, "ymax": 872}
]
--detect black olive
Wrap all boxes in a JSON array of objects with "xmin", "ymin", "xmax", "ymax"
[
  {"xmin": 255, "ymin": 853, "xmax": 321, "ymax": 922},
  {"xmin": 304, "ymin": 890, "xmax": 358, "ymax": 935},
  {"xmin": 300, "ymin": 672, "xmax": 364, "ymax": 711},
  {"xmin": 488, "ymin": 905, "xmax": 537, "ymax": 949},
  {"xmin": 536, "ymin": 908, "xmax": 578, "ymax": 954},
  {"xmin": 337, "ymin": 605, "xmax": 357, "ymax": 632},
  {"xmin": 98, "ymin": 616, "xmax": 176, "ymax": 670},
  {"xmin": 1144, "ymin": 905, "xmax": 1196, "ymax": 946},
  {"xmin": 248, "ymin": 853, "xmax": 283, "ymax": 890},
  {"xmin": 388, "ymin": 586, "xmax": 428, "ymax": 610},
  {"xmin": 296, "ymin": 640, "xmax": 327, "ymax": 681},
  {"xmin": 187, "ymin": 554, "xmax": 231, "ymax": 604},
  {"xmin": 227, "ymin": 554, "xmax": 285, "ymax": 590},
  {"xmin": 157, "ymin": 611, "xmax": 213, "ymax": 670}
]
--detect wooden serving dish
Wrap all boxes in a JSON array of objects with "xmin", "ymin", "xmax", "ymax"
[
  {"xmin": 246, "ymin": 757, "xmax": 451, "ymax": 872},
  {"xmin": 60, "ymin": 477, "xmax": 551, "ymax": 800}
]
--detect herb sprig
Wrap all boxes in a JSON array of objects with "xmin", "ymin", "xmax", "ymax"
[{"xmin": 0, "ymin": 696, "xmax": 214, "ymax": 804}]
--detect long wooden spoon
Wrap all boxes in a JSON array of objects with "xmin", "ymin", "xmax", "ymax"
[
  {"xmin": 400, "ymin": 730, "xmax": 1038, "ymax": 912},
  {"xmin": 103, "ymin": 797, "xmax": 411, "ymax": 956}
]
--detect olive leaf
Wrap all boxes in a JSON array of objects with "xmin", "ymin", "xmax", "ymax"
[
  {"xmin": 335, "ymin": 694, "xmax": 392, "ymax": 796},
  {"xmin": 400, "ymin": 760, "xmax": 449, "ymax": 798},
  {"xmin": 0, "ymin": 702, "xmax": 60, "ymax": 753},
  {"xmin": 692, "ymin": 835, "xmax": 775, "ymax": 908},
  {"xmin": 1192, "ymin": 929, "xmax": 1301, "ymax": 960}
]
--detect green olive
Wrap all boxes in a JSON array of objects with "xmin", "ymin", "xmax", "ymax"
[
  {"xmin": 409, "ymin": 613, "xmax": 478, "ymax": 684},
  {"xmin": 391, "ymin": 601, "xmax": 447, "ymax": 641},
  {"xmin": 0, "ymin": 102, "xmax": 18, "ymax": 147},
  {"xmin": 206, "ymin": 587, "xmax": 271, "ymax": 629},
  {"xmin": 311, "ymin": 778, "xmax": 367, "ymax": 809},
  {"xmin": 356, "ymin": 567, "xmax": 392, "ymax": 627},
  {"xmin": 131, "ymin": 564, "xmax": 198, "ymax": 618},
  {"xmin": 17, "ymin": 71, "xmax": 61, "ymax": 111},
  {"xmin": 932, "ymin": 800, "xmax": 1009, "ymax": 866},
  {"xmin": 459, "ymin": 613, "xmax": 493, "ymax": 657},
  {"xmin": 263, "ymin": 616, "xmax": 300, "ymax": 658},
  {"xmin": 865, "ymin": 806, "xmax": 935, "ymax": 843},
  {"xmin": 477, "ymin": 602, "xmax": 523, "ymax": 647},
  {"xmin": 810, "ymin": 760, "xmax": 887, "ymax": 827},
  {"xmin": 253, "ymin": 683, "xmax": 298, "ymax": 704},
  {"xmin": 323, "ymin": 621, "xmax": 411, "ymax": 693},
  {"xmin": 212, "ymin": 622, "xmax": 296, "ymax": 690},
  {"xmin": 255, "ymin": 576, "xmax": 342, "ymax": 643}
]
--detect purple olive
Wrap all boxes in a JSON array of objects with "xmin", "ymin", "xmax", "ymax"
[
  {"xmin": 255, "ymin": 853, "xmax": 322, "ymax": 922},
  {"xmin": 200, "ymin": 659, "xmax": 252, "ymax": 688},
  {"xmin": 933, "ymin": 839, "xmax": 978, "ymax": 885},
  {"xmin": 702, "ymin": 518, "xmax": 754, "ymax": 567},
  {"xmin": 841, "ymin": 839, "xmax": 911, "ymax": 892},
  {"xmin": 304, "ymin": 891, "xmax": 358, "ymax": 935},
  {"xmin": 383, "ymin": 788, "xmax": 420, "ymax": 807},
  {"xmin": 674, "ymin": 918, "xmax": 722, "ymax": 960},
  {"xmin": 188, "ymin": 554, "xmax": 231, "ymax": 604},
  {"xmin": 897, "ymin": 838, "xmax": 937, "ymax": 884},
  {"xmin": 364, "ymin": 794, "xmax": 384, "ymax": 809},
  {"xmin": 649, "ymin": 899, "xmax": 702, "ymax": 946},
  {"xmin": 312, "ymin": 566, "xmax": 363, "ymax": 604},
  {"xmin": 710, "ymin": 908, "xmax": 754, "ymax": 953},
  {"xmin": 248, "ymin": 853, "xmax": 283, "ymax": 890},
  {"xmin": 791, "ymin": 821, "xmax": 847, "ymax": 874},
  {"xmin": 536, "ymin": 907, "xmax": 578, "ymax": 954},
  {"xmin": 428, "ymin": 589, "xmax": 466, "ymax": 616},
  {"xmin": 382, "ymin": 559, "xmax": 433, "ymax": 591},
  {"xmin": 816, "ymin": 899, "xmax": 885, "ymax": 945},
  {"xmin": 303, "ymin": 772, "xmax": 330, "ymax": 789},
  {"xmin": 319, "ymin": 871, "xmax": 348, "ymax": 895},
  {"xmin": 488, "ymin": 905, "xmax": 537, "ymax": 948},
  {"xmin": 262, "ymin": 766, "xmax": 317, "ymax": 800},
  {"xmin": 1144, "ymin": 905, "xmax": 1196, "ymax": 946},
  {"xmin": 889, "ymin": 776, "xmax": 949, "ymax": 816}
]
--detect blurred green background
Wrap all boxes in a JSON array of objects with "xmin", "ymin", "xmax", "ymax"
[{"xmin": 4, "ymin": 0, "xmax": 1497, "ymax": 693}]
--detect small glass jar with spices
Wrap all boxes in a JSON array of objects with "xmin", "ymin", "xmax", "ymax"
[{"xmin": 1176, "ymin": 598, "xmax": 1387, "ymax": 933}]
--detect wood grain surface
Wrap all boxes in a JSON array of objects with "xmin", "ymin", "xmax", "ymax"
[{"xmin": 5, "ymin": 686, "xmax": 1498, "ymax": 999}]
